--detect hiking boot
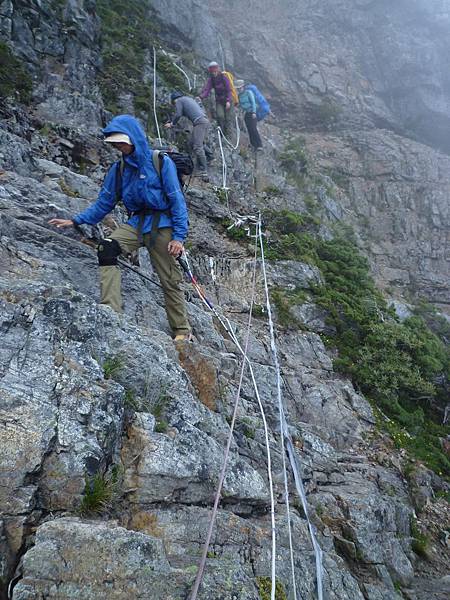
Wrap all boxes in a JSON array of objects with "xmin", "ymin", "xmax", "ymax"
[{"xmin": 174, "ymin": 332, "xmax": 193, "ymax": 343}]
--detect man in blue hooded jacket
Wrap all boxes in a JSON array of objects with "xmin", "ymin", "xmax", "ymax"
[{"xmin": 49, "ymin": 115, "xmax": 191, "ymax": 341}]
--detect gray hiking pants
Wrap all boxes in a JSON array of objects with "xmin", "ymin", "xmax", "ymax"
[{"xmin": 191, "ymin": 117, "xmax": 209, "ymax": 173}]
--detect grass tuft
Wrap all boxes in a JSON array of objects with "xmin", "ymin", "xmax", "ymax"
[
  {"xmin": 103, "ymin": 354, "xmax": 125, "ymax": 380},
  {"xmin": 410, "ymin": 517, "xmax": 430, "ymax": 558},
  {"xmin": 79, "ymin": 468, "xmax": 121, "ymax": 516}
]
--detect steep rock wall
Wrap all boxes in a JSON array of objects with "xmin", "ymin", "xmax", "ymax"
[
  {"xmin": 152, "ymin": 0, "xmax": 450, "ymax": 307},
  {"xmin": 0, "ymin": 2, "xmax": 449, "ymax": 600}
]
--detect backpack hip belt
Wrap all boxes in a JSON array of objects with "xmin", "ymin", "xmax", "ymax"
[{"xmin": 128, "ymin": 207, "xmax": 171, "ymax": 246}]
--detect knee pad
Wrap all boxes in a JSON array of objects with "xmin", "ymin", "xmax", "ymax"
[{"xmin": 97, "ymin": 238, "xmax": 122, "ymax": 266}]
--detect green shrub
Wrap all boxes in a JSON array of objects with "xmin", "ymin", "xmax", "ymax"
[
  {"xmin": 124, "ymin": 388, "xmax": 138, "ymax": 410},
  {"xmin": 256, "ymin": 577, "xmax": 287, "ymax": 600},
  {"xmin": 264, "ymin": 213, "xmax": 450, "ymax": 476},
  {"xmin": 279, "ymin": 138, "xmax": 308, "ymax": 176},
  {"xmin": 148, "ymin": 387, "xmax": 170, "ymax": 433},
  {"xmin": 264, "ymin": 231, "xmax": 319, "ymax": 262},
  {"xmin": 0, "ymin": 41, "xmax": 32, "ymax": 103},
  {"xmin": 221, "ymin": 217, "xmax": 248, "ymax": 241},
  {"xmin": 157, "ymin": 53, "xmax": 188, "ymax": 90},
  {"xmin": 239, "ymin": 418, "xmax": 257, "ymax": 439},
  {"xmin": 271, "ymin": 288, "xmax": 292, "ymax": 327},
  {"xmin": 323, "ymin": 167, "xmax": 350, "ymax": 191},
  {"xmin": 304, "ymin": 193, "xmax": 320, "ymax": 215},
  {"xmin": 39, "ymin": 123, "xmax": 52, "ymax": 136},
  {"xmin": 262, "ymin": 208, "xmax": 321, "ymax": 260},
  {"xmin": 215, "ymin": 187, "xmax": 229, "ymax": 205},
  {"xmin": 413, "ymin": 300, "xmax": 450, "ymax": 346},
  {"xmin": 266, "ymin": 209, "xmax": 309, "ymax": 234},
  {"xmin": 263, "ymin": 185, "xmax": 282, "ymax": 197},
  {"xmin": 435, "ymin": 490, "xmax": 450, "ymax": 503},
  {"xmin": 252, "ymin": 304, "xmax": 266, "ymax": 318},
  {"xmin": 151, "ymin": 388, "xmax": 169, "ymax": 419}
]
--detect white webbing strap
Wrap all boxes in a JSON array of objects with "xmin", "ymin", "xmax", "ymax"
[{"xmin": 258, "ymin": 218, "xmax": 324, "ymax": 600}]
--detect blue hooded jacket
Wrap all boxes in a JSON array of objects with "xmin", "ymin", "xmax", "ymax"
[
  {"xmin": 246, "ymin": 84, "xmax": 270, "ymax": 121},
  {"xmin": 73, "ymin": 115, "xmax": 188, "ymax": 241}
]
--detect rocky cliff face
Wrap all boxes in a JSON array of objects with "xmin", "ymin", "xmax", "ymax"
[
  {"xmin": 0, "ymin": 2, "xmax": 449, "ymax": 600},
  {"xmin": 153, "ymin": 0, "xmax": 450, "ymax": 309}
]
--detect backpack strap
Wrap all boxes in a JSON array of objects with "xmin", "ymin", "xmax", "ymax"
[
  {"xmin": 152, "ymin": 149, "xmax": 164, "ymax": 181},
  {"xmin": 115, "ymin": 158, "xmax": 125, "ymax": 204}
]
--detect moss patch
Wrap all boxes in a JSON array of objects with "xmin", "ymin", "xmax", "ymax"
[
  {"xmin": 0, "ymin": 41, "xmax": 32, "ymax": 103},
  {"xmin": 279, "ymin": 137, "xmax": 308, "ymax": 177},
  {"xmin": 271, "ymin": 287, "xmax": 307, "ymax": 329},
  {"xmin": 410, "ymin": 517, "xmax": 430, "ymax": 558},
  {"xmin": 256, "ymin": 577, "xmax": 287, "ymax": 600},
  {"xmin": 96, "ymin": 0, "xmax": 158, "ymax": 114}
]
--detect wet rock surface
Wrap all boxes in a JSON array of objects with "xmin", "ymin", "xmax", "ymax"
[{"xmin": 0, "ymin": 2, "xmax": 449, "ymax": 600}]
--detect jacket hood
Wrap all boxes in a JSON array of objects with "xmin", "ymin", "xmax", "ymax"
[
  {"xmin": 170, "ymin": 91, "xmax": 184, "ymax": 102},
  {"xmin": 102, "ymin": 115, "xmax": 151, "ymax": 168}
]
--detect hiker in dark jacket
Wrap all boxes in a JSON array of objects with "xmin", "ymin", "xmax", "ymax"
[
  {"xmin": 48, "ymin": 114, "xmax": 191, "ymax": 342},
  {"xmin": 198, "ymin": 61, "xmax": 232, "ymax": 135},
  {"xmin": 235, "ymin": 80, "xmax": 263, "ymax": 151},
  {"xmin": 165, "ymin": 91, "xmax": 210, "ymax": 182}
]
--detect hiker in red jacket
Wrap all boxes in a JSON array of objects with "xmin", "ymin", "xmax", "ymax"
[{"xmin": 198, "ymin": 61, "xmax": 232, "ymax": 136}]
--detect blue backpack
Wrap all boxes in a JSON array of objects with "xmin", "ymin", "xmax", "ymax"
[{"xmin": 246, "ymin": 84, "xmax": 270, "ymax": 121}]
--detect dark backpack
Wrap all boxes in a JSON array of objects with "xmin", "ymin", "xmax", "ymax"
[
  {"xmin": 117, "ymin": 149, "xmax": 194, "ymax": 189},
  {"xmin": 156, "ymin": 149, "xmax": 194, "ymax": 188}
]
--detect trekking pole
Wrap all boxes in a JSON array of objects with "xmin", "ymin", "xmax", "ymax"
[
  {"xmin": 73, "ymin": 222, "xmax": 164, "ymax": 290},
  {"xmin": 117, "ymin": 258, "xmax": 164, "ymax": 290},
  {"xmin": 177, "ymin": 253, "xmax": 214, "ymax": 310}
]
